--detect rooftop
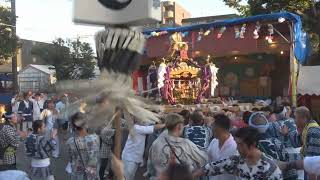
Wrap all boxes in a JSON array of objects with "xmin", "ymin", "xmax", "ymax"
[
  {"xmin": 20, "ymin": 64, "xmax": 56, "ymax": 75},
  {"xmin": 182, "ymin": 14, "xmax": 238, "ymax": 24}
]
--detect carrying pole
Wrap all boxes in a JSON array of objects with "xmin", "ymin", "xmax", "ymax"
[{"xmin": 114, "ymin": 111, "xmax": 122, "ymax": 159}]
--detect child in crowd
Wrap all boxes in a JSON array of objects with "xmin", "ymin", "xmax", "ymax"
[{"xmin": 25, "ymin": 120, "xmax": 56, "ymax": 180}]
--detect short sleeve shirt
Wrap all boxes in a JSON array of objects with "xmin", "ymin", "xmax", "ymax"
[{"xmin": 204, "ymin": 154, "xmax": 283, "ymax": 180}]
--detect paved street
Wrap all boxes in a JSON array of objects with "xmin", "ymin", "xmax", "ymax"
[
  {"xmin": 16, "ymin": 133, "xmax": 146, "ymax": 180},
  {"xmin": 16, "ymin": 133, "xmax": 69, "ymax": 180}
]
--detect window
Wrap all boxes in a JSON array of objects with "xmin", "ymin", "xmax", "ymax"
[{"xmin": 168, "ymin": 20, "xmax": 174, "ymax": 25}]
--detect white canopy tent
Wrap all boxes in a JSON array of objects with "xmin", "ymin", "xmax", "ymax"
[{"xmin": 297, "ymin": 66, "xmax": 320, "ymax": 95}]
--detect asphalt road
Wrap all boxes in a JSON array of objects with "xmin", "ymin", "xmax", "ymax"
[
  {"xmin": 16, "ymin": 133, "xmax": 69, "ymax": 180},
  {"xmin": 16, "ymin": 133, "xmax": 146, "ymax": 180}
]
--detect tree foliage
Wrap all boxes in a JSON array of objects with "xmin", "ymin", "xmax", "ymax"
[
  {"xmin": 0, "ymin": 6, "xmax": 18, "ymax": 61},
  {"xmin": 32, "ymin": 38, "xmax": 96, "ymax": 80},
  {"xmin": 223, "ymin": 0, "xmax": 320, "ymax": 54}
]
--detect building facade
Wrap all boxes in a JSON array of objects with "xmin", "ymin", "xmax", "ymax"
[
  {"xmin": 161, "ymin": 0, "xmax": 191, "ymax": 26},
  {"xmin": 0, "ymin": 39, "xmax": 50, "ymax": 73},
  {"xmin": 143, "ymin": 0, "xmax": 191, "ymax": 30},
  {"xmin": 18, "ymin": 64, "xmax": 56, "ymax": 92},
  {"xmin": 17, "ymin": 39, "xmax": 50, "ymax": 70}
]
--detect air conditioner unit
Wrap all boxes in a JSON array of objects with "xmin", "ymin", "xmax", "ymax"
[{"xmin": 73, "ymin": 0, "xmax": 162, "ymax": 26}]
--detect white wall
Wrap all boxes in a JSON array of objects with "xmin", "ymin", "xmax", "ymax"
[{"xmin": 18, "ymin": 67, "xmax": 51, "ymax": 92}]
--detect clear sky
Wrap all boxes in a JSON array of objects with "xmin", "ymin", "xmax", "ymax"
[{"xmin": 12, "ymin": 0, "xmax": 236, "ymax": 46}]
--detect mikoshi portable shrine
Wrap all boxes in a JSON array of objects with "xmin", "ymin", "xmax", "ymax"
[{"xmin": 133, "ymin": 12, "xmax": 309, "ymax": 111}]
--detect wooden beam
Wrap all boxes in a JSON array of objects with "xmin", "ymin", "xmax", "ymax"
[{"xmin": 113, "ymin": 111, "xmax": 122, "ymax": 159}]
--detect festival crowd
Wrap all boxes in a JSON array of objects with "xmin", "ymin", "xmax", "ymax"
[{"xmin": 0, "ymin": 91, "xmax": 320, "ymax": 180}]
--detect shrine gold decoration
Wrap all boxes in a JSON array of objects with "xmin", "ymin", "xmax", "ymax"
[{"xmin": 170, "ymin": 66, "xmax": 200, "ymax": 79}]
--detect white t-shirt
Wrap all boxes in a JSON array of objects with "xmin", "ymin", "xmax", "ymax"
[
  {"xmin": 122, "ymin": 124, "xmax": 154, "ymax": 163},
  {"xmin": 31, "ymin": 158, "xmax": 50, "ymax": 168},
  {"xmin": 304, "ymin": 156, "xmax": 320, "ymax": 175},
  {"xmin": 11, "ymin": 98, "xmax": 19, "ymax": 113},
  {"xmin": 38, "ymin": 99, "xmax": 45, "ymax": 109},
  {"xmin": 30, "ymin": 99, "xmax": 44, "ymax": 121},
  {"xmin": 207, "ymin": 135, "xmax": 239, "ymax": 180}
]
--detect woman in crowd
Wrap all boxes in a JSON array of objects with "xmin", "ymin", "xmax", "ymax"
[
  {"xmin": 248, "ymin": 112, "xmax": 284, "ymax": 160},
  {"xmin": 11, "ymin": 93, "xmax": 20, "ymax": 114},
  {"xmin": 40, "ymin": 101, "xmax": 60, "ymax": 158},
  {"xmin": 268, "ymin": 106, "xmax": 303, "ymax": 178},
  {"xmin": 25, "ymin": 120, "xmax": 56, "ymax": 180},
  {"xmin": 0, "ymin": 113, "xmax": 20, "ymax": 171},
  {"xmin": 18, "ymin": 92, "xmax": 33, "ymax": 132},
  {"xmin": 66, "ymin": 112, "xmax": 100, "ymax": 180}
]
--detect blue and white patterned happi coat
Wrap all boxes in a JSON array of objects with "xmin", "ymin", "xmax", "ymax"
[{"xmin": 183, "ymin": 125, "xmax": 212, "ymax": 151}]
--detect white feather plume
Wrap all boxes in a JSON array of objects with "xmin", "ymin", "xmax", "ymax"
[{"xmin": 56, "ymin": 71, "xmax": 162, "ymax": 129}]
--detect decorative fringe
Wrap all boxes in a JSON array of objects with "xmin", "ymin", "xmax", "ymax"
[{"xmin": 95, "ymin": 28, "xmax": 146, "ymax": 74}]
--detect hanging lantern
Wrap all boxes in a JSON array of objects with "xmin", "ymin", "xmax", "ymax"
[
  {"xmin": 197, "ymin": 34, "xmax": 202, "ymax": 41},
  {"xmin": 253, "ymin": 29, "xmax": 259, "ymax": 39},
  {"xmin": 265, "ymin": 36, "xmax": 273, "ymax": 44},
  {"xmin": 234, "ymin": 27, "xmax": 240, "ymax": 39},
  {"xmin": 267, "ymin": 24, "xmax": 274, "ymax": 44},
  {"xmin": 253, "ymin": 22, "xmax": 261, "ymax": 39},
  {"xmin": 262, "ymin": 3, "xmax": 267, "ymax": 9},
  {"xmin": 217, "ymin": 26, "xmax": 226, "ymax": 39},
  {"xmin": 197, "ymin": 29, "xmax": 204, "ymax": 41},
  {"xmin": 268, "ymin": 24, "xmax": 274, "ymax": 35},
  {"xmin": 159, "ymin": 31, "xmax": 168, "ymax": 36},
  {"xmin": 151, "ymin": 31, "xmax": 157, "ymax": 36},
  {"xmin": 278, "ymin": 17, "xmax": 286, "ymax": 23},
  {"xmin": 240, "ymin": 24, "xmax": 246, "ymax": 39},
  {"xmin": 204, "ymin": 29, "xmax": 211, "ymax": 36}
]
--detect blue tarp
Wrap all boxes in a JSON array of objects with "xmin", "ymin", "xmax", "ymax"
[
  {"xmin": 144, "ymin": 12, "xmax": 309, "ymax": 64},
  {"xmin": 0, "ymin": 74, "xmax": 12, "ymax": 81},
  {"xmin": 0, "ymin": 94, "xmax": 12, "ymax": 105}
]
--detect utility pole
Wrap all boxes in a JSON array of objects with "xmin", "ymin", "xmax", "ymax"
[{"xmin": 11, "ymin": 0, "xmax": 18, "ymax": 93}]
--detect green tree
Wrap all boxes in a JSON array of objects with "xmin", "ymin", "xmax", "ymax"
[
  {"xmin": 32, "ymin": 38, "xmax": 96, "ymax": 80},
  {"xmin": 223, "ymin": 0, "xmax": 320, "ymax": 55},
  {"xmin": 0, "ymin": 6, "xmax": 18, "ymax": 61},
  {"xmin": 67, "ymin": 39, "xmax": 96, "ymax": 79}
]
